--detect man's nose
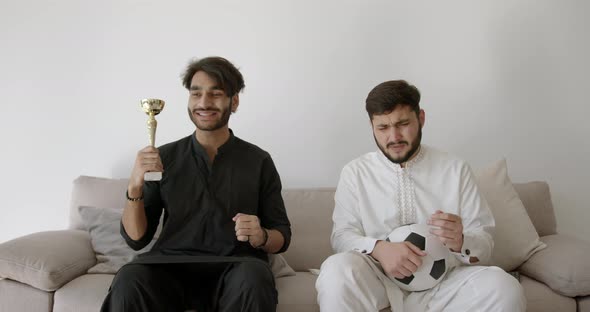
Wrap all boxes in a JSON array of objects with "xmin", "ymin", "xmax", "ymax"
[
  {"xmin": 198, "ymin": 94, "xmax": 213, "ymax": 108},
  {"xmin": 389, "ymin": 126, "xmax": 403, "ymax": 141}
]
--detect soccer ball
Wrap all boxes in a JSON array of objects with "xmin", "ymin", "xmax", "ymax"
[{"xmin": 385, "ymin": 223, "xmax": 451, "ymax": 291}]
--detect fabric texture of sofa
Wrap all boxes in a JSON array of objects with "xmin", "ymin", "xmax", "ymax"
[{"xmin": 1, "ymin": 167, "xmax": 590, "ymax": 311}]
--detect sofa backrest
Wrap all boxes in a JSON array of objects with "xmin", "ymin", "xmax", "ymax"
[
  {"xmin": 68, "ymin": 175, "xmax": 335, "ymax": 271},
  {"xmin": 281, "ymin": 188, "xmax": 335, "ymax": 271},
  {"xmin": 68, "ymin": 176, "xmax": 557, "ymax": 272},
  {"xmin": 69, "ymin": 176, "xmax": 128, "ymax": 231}
]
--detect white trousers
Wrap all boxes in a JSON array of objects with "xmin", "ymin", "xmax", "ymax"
[{"xmin": 316, "ymin": 251, "xmax": 526, "ymax": 312}]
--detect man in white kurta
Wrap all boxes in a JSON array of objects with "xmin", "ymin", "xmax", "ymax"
[{"xmin": 316, "ymin": 80, "xmax": 525, "ymax": 312}]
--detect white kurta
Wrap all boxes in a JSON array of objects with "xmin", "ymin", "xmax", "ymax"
[
  {"xmin": 318, "ymin": 145, "xmax": 525, "ymax": 312},
  {"xmin": 331, "ymin": 145, "xmax": 495, "ymax": 265}
]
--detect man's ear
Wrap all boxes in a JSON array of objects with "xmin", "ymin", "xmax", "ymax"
[
  {"xmin": 231, "ymin": 94, "xmax": 239, "ymax": 113},
  {"xmin": 419, "ymin": 109, "xmax": 425, "ymax": 128}
]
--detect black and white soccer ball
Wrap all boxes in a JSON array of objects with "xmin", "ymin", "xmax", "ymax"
[{"xmin": 385, "ymin": 223, "xmax": 451, "ymax": 291}]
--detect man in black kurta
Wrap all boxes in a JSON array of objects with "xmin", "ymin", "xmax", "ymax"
[{"xmin": 101, "ymin": 57, "xmax": 291, "ymax": 312}]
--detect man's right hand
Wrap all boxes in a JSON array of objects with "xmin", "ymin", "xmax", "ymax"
[
  {"xmin": 129, "ymin": 146, "xmax": 163, "ymax": 193},
  {"xmin": 371, "ymin": 240, "xmax": 426, "ymax": 279}
]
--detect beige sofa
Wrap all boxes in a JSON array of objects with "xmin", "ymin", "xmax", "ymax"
[{"xmin": 1, "ymin": 175, "xmax": 589, "ymax": 312}]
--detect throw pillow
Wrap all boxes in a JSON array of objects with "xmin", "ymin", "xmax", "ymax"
[
  {"xmin": 79, "ymin": 206, "xmax": 156, "ymax": 274},
  {"xmin": 519, "ymin": 234, "xmax": 590, "ymax": 297},
  {"xmin": 0, "ymin": 230, "xmax": 96, "ymax": 291},
  {"xmin": 475, "ymin": 159, "xmax": 546, "ymax": 271},
  {"xmin": 79, "ymin": 206, "xmax": 296, "ymax": 278}
]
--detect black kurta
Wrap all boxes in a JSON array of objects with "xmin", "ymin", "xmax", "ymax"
[{"xmin": 121, "ymin": 131, "xmax": 291, "ymax": 265}]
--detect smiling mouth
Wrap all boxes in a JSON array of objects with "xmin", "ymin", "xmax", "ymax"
[{"xmin": 194, "ymin": 110, "xmax": 218, "ymax": 117}]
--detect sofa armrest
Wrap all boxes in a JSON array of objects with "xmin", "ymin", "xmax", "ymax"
[
  {"xmin": 518, "ymin": 234, "xmax": 590, "ymax": 297},
  {"xmin": 0, "ymin": 230, "xmax": 96, "ymax": 291}
]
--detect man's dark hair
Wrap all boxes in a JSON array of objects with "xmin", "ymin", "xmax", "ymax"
[
  {"xmin": 365, "ymin": 80, "xmax": 421, "ymax": 119},
  {"xmin": 182, "ymin": 56, "xmax": 245, "ymax": 96}
]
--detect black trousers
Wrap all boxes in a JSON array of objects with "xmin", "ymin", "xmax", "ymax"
[{"xmin": 100, "ymin": 260, "xmax": 277, "ymax": 312}]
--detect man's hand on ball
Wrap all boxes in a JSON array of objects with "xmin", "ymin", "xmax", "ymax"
[
  {"xmin": 428, "ymin": 210, "xmax": 464, "ymax": 252},
  {"xmin": 371, "ymin": 240, "xmax": 427, "ymax": 279},
  {"xmin": 232, "ymin": 213, "xmax": 265, "ymax": 248}
]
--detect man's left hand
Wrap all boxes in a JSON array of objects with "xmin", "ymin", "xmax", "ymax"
[
  {"xmin": 233, "ymin": 213, "xmax": 265, "ymax": 248},
  {"xmin": 428, "ymin": 210, "xmax": 463, "ymax": 252}
]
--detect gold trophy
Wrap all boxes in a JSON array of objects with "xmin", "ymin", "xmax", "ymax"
[{"xmin": 140, "ymin": 98, "xmax": 165, "ymax": 181}]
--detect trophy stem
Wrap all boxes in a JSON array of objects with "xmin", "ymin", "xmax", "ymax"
[
  {"xmin": 147, "ymin": 113, "xmax": 158, "ymax": 147},
  {"xmin": 140, "ymin": 98, "xmax": 165, "ymax": 182}
]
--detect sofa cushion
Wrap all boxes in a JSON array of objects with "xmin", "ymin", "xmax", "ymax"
[
  {"xmin": 53, "ymin": 274, "xmax": 113, "ymax": 312},
  {"xmin": 475, "ymin": 159, "xmax": 546, "ymax": 271},
  {"xmin": 519, "ymin": 234, "xmax": 590, "ymax": 297},
  {"xmin": 578, "ymin": 296, "xmax": 590, "ymax": 312},
  {"xmin": 520, "ymin": 275, "xmax": 576, "ymax": 312},
  {"xmin": 275, "ymin": 272, "xmax": 319, "ymax": 309},
  {"xmin": 513, "ymin": 181, "xmax": 557, "ymax": 236},
  {"xmin": 0, "ymin": 278, "xmax": 54, "ymax": 312},
  {"xmin": 0, "ymin": 230, "xmax": 96, "ymax": 291},
  {"xmin": 79, "ymin": 206, "xmax": 157, "ymax": 274},
  {"xmin": 53, "ymin": 272, "xmax": 306, "ymax": 312}
]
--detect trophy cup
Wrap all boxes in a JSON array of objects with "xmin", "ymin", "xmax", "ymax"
[{"xmin": 140, "ymin": 98, "xmax": 165, "ymax": 181}]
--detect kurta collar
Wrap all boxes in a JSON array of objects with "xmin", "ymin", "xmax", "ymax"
[
  {"xmin": 218, "ymin": 129, "xmax": 236, "ymax": 154},
  {"xmin": 191, "ymin": 129, "xmax": 237, "ymax": 160}
]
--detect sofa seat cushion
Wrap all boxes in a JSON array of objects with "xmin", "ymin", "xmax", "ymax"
[
  {"xmin": 578, "ymin": 296, "xmax": 590, "ymax": 312},
  {"xmin": 520, "ymin": 275, "xmax": 576, "ymax": 312},
  {"xmin": 275, "ymin": 271, "xmax": 320, "ymax": 311},
  {"xmin": 519, "ymin": 234, "xmax": 590, "ymax": 297},
  {"xmin": 53, "ymin": 271, "xmax": 307, "ymax": 312},
  {"xmin": 0, "ymin": 278, "xmax": 54, "ymax": 312},
  {"xmin": 53, "ymin": 274, "xmax": 113, "ymax": 312}
]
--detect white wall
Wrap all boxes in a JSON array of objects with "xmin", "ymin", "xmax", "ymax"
[{"xmin": 1, "ymin": 0, "xmax": 589, "ymax": 243}]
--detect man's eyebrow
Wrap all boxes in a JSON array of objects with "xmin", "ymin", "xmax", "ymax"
[{"xmin": 375, "ymin": 118, "xmax": 410, "ymax": 127}]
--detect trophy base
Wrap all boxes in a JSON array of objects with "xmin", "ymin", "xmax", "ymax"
[{"xmin": 144, "ymin": 172, "xmax": 162, "ymax": 181}]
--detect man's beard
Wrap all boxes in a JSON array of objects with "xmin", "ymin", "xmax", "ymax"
[
  {"xmin": 375, "ymin": 126, "xmax": 422, "ymax": 165},
  {"xmin": 187, "ymin": 101, "xmax": 232, "ymax": 131}
]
